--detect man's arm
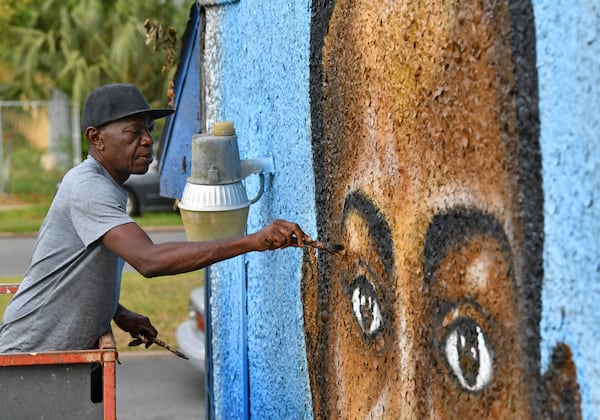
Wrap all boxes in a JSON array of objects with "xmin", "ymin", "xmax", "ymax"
[{"xmin": 102, "ymin": 219, "xmax": 309, "ymax": 278}]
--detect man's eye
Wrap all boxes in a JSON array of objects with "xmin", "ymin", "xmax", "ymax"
[
  {"xmin": 125, "ymin": 126, "xmax": 153, "ymax": 136},
  {"xmin": 350, "ymin": 275, "xmax": 383, "ymax": 338},
  {"xmin": 138, "ymin": 127, "xmax": 154, "ymax": 135},
  {"xmin": 441, "ymin": 318, "xmax": 493, "ymax": 393}
]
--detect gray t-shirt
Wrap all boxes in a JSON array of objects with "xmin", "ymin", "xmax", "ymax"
[{"xmin": 0, "ymin": 156, "xmax": 134, "ymax": 352}]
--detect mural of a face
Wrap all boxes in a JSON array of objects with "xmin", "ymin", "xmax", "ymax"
[{"xmin": 305, "ymin": 0, "xmax": 581, "ymax": 418}]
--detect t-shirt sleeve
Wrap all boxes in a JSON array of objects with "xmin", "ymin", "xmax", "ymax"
[{"xmin": 69, "ymin": 174, "xmax": 134, "ymax": 247}]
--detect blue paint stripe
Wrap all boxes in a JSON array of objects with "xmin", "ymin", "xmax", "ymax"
[{"xmin": 159, "ymin": 3, "xmax": 200, "ymax": 164}]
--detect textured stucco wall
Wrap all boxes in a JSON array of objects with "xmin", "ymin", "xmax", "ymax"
[
  {"xmin": 200, "ymin": 1, "xmax": 314, "ymax": 418},
  {"xmin": 197, "ymin": 0, "xmax": 599, "ymax": 418},
  {"xmin": 533, "ymin": 1, "xmax": 600, "ymax": 417},
  {"xmin": 308, "ymin": 1, "xmax": 548, "ymax": 417}
]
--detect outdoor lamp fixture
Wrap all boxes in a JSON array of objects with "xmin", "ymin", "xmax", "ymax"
[{"xmin": 178, "ymin": 121, "xmax": 274, "ymax": 242}]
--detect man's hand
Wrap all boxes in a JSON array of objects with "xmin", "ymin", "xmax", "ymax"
[
  {"xmin": 113, "ymin": 304, "xmax": 158, "ymax": 347},
  {"xmin": 250, "ymin": 219, "xmax": 312, "ymax": 251}
]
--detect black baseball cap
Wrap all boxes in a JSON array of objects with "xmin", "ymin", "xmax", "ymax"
[{"xmin": 81, "ymin": 83, "xmax": 175, "ymax": 131}]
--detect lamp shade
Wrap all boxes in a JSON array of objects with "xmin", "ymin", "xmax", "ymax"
[
  {"xmin": 178, "ymin": 182, "xmax": 250, "ymax": 212},
  {"xmin": 178, "ymin": 181, "xmax": 251, "ymax": 242}
]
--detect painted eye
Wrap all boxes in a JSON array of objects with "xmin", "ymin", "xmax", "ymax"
[
  {"xmin": 442, "ymin": 318, "xmax": 493, "ymax": 393},
  {"xmin": 350, "ymin": 275, "xmax": 383, "ymax": 338}
]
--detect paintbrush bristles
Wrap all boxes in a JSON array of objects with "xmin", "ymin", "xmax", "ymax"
[
  {"xmin": 306, "ymin": 240, "xmax": 346, "ymax": 257},
  {"xmin": 330, "ymin": 244, "xmax": 346, "ymax": 257}
]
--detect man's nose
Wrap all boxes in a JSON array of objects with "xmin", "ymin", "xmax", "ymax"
[{"xmin": 140, "ymin": 128, "xmax": 154, "ymax": 145}]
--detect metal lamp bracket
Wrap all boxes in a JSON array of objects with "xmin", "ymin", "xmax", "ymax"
[
  {"xmin": 240, "ymin": 157, "xmax": 274, "ymax": 205},
  {"xmin": 240, "ymin": 157, "xmax": 275, "ymax": 178}
]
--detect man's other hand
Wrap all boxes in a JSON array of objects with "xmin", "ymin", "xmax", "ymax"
[{"xmin": 113, "ymin": 304, "xmax": 158, "ymax": 347}]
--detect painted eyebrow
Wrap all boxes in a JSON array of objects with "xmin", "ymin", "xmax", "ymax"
[
  {"xmin": 422, "ymin": 207, "xmax": 514, "ymax": 287},
  {"xmin": 341, "ymin": 191, "xmax": 394, "ymax": 279}
]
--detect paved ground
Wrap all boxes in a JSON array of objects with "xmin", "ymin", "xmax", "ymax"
[
  {"xmin": 0, "ymin": 229, "xmax": 188, "ymax": 277},
  {"xmin": 117, "ymin": 351, "xmax": 206, "ymax": 420}
]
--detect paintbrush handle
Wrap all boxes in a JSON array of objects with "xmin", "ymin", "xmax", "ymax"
[
  {"xmin": 305, "ymin": 239, "xmax": 325, "ymax": 249},
  {"xmin": 137, "ymin": 334, "xmax": 189, "ymax": 360},
  {"xmin": 151, "ymin": 337, "xmax": 189, "ymax": 360}
]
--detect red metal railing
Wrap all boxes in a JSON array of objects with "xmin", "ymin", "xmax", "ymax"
[{"xmin": 0, "ymin": 283, "xmax": 117, "ymax": 419}]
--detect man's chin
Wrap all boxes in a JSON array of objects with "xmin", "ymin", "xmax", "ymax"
[
  {"xmin": 133, "ymin": 159, "xmax": 152, "ymax": 174},
  {"xmin": 132, "ymin": 167, "xmax": 150, "ymax": 175}
]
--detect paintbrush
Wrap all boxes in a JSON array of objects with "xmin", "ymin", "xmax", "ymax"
[
  {"xmin": 131, "ymin": 334, "xmax": 189, "ymax": 360},
  {"xmin": 304, "ymin": 239, "xmax": 346, "ymax": 257}
]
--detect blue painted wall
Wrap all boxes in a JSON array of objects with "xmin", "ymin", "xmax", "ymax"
[
  {"xmin": 162, "ymin": 1, "xmax": 599, "ymax": 417},
  {"xmin": 533, "ymin": 0, "xmax": 600, "ymax": 416},
  {"xmin": 201, "ymin": 1, "xmax": 314, "ymax": 418}
]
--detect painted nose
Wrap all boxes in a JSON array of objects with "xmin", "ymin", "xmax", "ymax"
[
  {"xmin": 364, "ymin": 378, "xmax": 426, "ymax": 418},
  {"xmin": 385, "ymin": 326, "xmax": 432, "ymax": 417}
]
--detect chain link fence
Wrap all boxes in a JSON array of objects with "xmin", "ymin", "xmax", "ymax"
[{"xmin": 0, "ymin": 90, "xmax": 81, "ymax": 197}]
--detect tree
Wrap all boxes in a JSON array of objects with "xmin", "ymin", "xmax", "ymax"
[
  {"xmin": 0, "ymin": 0, "xmax": 36, "ymax": 30},
  {"xmin": 0, "ymin": 0, "xmax": 188, "ymax": 107}
]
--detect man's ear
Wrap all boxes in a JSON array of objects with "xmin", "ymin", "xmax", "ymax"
[
  {"xmin": 542, "ymin": 343, "xmax": 582, "ymax": 419},
  {"xmin": 86, "ymin": 127, "xmax": 104, "ymax": 151}
]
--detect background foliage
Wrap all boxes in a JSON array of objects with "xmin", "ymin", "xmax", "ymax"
[
  {"xmin": 0, "ymin": 0, "xmax": 190, "ymax": 202},
  {"xmin": 0, "ymin": 0, "xmax": 189, "ymax": 107}
]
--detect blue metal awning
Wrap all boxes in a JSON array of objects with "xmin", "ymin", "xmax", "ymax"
[{"xmin": 159, "ymin": 2, "xmax": 202, "ymax": 200}]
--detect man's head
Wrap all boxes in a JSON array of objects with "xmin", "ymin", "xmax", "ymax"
[
  {"xmin": 82, "ymin": 83, "xmax": 174, "ymax": 184},
  {"xmin": 81, "ymin": 83, "xmax": 173, "ymax": 131}
]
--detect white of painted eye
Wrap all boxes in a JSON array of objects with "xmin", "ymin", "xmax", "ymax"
[
  {"xmin": 352, "ymin": 285, "xmax": 383, "ymax": 336},
  {"xmin": 444, "ymin": 324, "xmax": 493, "ymax": 392}
]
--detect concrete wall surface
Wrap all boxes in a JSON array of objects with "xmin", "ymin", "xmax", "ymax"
[
  {"xmin": 200, "ymin": 1, "xmax": 315, "ymax": 418},
  {"xmin": 534, "ymin": 0, "xmax": 600, "ymax": 417},
  {"xmin": 166, "ymin": 0, "xmax": 600, "ymax": 418}
]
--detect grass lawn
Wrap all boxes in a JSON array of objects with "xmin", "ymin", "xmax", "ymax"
[
  {"xmin": 0, "ymin": 270, "xmax": 203, "ymax": 353},
  {"xmin": 0, "ymin": 203, "xmax": 184, "ymax": 234},
  {"xmin": 0, "ymin": 204, "xmax": 51, "ymax": 234},
  {"xmin": 112, "ymin": 270, "xmax": 204, "ymax": 353}
]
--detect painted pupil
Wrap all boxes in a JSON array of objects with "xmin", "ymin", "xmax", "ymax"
[
  {"xmin": 454, "ymin": 321, "xmax": 481, "ymax": 387},
  {"xmin": 444, "ymin": 317, "xmax": 493, "ymax": 392},
  {"xmin": 351, "ymin": 275, "xmax": 382, "ymax": 337}
]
